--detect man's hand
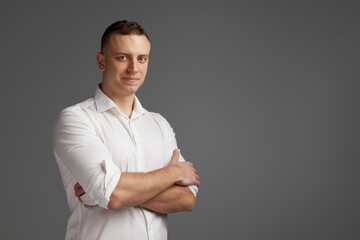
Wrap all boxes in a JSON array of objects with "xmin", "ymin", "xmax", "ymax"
[
  {"xmin": 169, "ymin": 150, "xmax": 200, "ymax": 187},
  {"xmin": 139, "ymin": 150, "xmax": 199, "ymax": 213},
  {"xmin": 74, "ymin": 183, "xmax": 92, "ymax": 208}
]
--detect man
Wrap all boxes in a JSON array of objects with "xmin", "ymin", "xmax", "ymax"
[{"xmin": 53, "ymin": 20, "xmax": 199, "ymax": 240}]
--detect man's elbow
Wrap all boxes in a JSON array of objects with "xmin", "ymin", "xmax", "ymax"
[
  {"xmin": 107, "ymin": 196, "xmax": 121, "ymax": 210},
  {"xmin": 107, "ymin": 192, "xmax": 128, "ymax": 210},
  {"xmin": 184, "ymin": 193, "xmax": 197, "ymax": 212}
]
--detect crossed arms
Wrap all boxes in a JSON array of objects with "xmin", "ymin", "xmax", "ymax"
[
  {"xmin": 54, "ymin": 108, "xmax": 199, "ymax": 214},
  {"xmin": 75, "ymin": 149, "xmax": 200, "ymax": 213}
]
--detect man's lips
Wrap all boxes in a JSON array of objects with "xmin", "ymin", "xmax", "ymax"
[{"xmin": 122, "ymin": 77, "xmax": 140, "ymax": 82}]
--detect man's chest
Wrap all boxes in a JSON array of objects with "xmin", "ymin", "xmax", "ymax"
[{"xmin": 95, "ymin": 112, "xmax": 166, "ymax": 173}]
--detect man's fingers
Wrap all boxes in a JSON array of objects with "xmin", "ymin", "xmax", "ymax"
[
  {"xmin": 196, "ymin": 180, "xmax": 200, "ymax": 187},
  {"xmin": 74, "ymin": 182, "xmax": 85, "ymax": 198},
  {"xmin": 74, "ymin": 182, "xmax": 81, "ymax": 190},
  {"xmin": 75, "ymin": 187, "xmax": 85, "ymax": 198},
  {"xmin": 170, "ymin": 149, "xmax": 180, "ymax": 164},
  {"xmin": 172, "ymin": 149, "xmax": 179, "ymax": 159},
  {"xmin": 78, "ymin": 197, "xmax": 92, "ymax": 208},
  {"xmin": 194, "ymin": 174, "xmax": 200, "ymax": 186},
  {"xmin": 74, "ymin": 182, "xmax": 92, "ymax": 208}
]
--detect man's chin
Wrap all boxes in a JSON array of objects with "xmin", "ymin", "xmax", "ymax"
[{"xmin": 119, "ymin": 87, "xmax": 139, "ymax": 95}]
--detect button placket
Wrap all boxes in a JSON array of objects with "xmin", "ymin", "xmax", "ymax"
[
  {"xmin": 115, "ymin": 110, "xmax": 137, "ymax": 149},
  {"xmin": 148, "ymin": 223, "xmax": 153, "ymax": 240},
  {"xmin": 129, "ymin": 120, "xmax": 139, "ymax": 151},
  {"xmin": 130, "ymin": 119, "xmax": 144, "ymax": 171}
]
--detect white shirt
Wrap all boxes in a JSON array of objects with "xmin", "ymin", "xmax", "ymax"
[{"xmin": 53, "ymin": 86, "xmax": 198, "ymax": 240}]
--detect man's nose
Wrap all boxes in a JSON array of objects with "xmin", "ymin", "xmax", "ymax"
[{"xmin": 127, "ymin": 59, "xmax": 138, "ymax": 73}]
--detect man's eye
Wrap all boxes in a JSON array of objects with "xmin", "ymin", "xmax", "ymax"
[
  {"xmin": 118, "ymin": 56, "xmax": 127, "ymax": 60},
  {"xmin": 139, "ymin": 57, "xmax": 146, "ymax": 62}
]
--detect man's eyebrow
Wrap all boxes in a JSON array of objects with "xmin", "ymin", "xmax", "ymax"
[
  {"xmin": 113, "ymin": 52, "xmax": 130, "ymax": 55},
  {"xmin": 113, "ymin": 52, "xmax": 149, "ymax": 57}
]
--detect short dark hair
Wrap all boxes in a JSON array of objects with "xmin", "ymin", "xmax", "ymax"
[{"xmin": 100, "ymin": 20, "xmax": 149, "ymax": 52}]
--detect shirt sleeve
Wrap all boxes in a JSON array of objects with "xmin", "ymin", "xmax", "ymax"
[
  {"xmin": 152, "ymin": 113, "xmax": 199, "ymax": 197},
  {"xmin": 53, "ymin": 107, "xmax": 121, "ymax": 209}
]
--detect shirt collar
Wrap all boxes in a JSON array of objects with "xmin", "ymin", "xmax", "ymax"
[
  {"xmin": 132, "ymin": 95, "xmax": 146, "ymax": 118},
  {"xmin": 94, "ymin": 85, "xmax": 146, "ymax": 118},
  {"xmin": 94, "ymin": 86, "xmax": 118, "ymax": 113}
]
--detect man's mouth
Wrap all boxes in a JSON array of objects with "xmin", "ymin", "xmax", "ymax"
[{"xmin": 122, "ymin": 77, "xmax": 140, "ymax": 82}]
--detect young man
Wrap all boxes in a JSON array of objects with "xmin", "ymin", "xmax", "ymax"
[{"xmin": 53, "ymin": 20, "xmax": 199, "ymax": 240}]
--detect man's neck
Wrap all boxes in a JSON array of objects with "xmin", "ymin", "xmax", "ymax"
[
  {"xmin": 113, "ymin": 94, "xmax": 135, "ymax": 118},
  {"xmin": 100, "ymin": 84, "xmax": 135, "ymax": 118}
]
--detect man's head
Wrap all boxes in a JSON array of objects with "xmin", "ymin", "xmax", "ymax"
[
  {"xmin": 100, "ymin": 20, "xmax": 149, "ymax": 53},
  {"xmin": 97, "ymin": 20, "xmax": 151, "ymax": 97}
]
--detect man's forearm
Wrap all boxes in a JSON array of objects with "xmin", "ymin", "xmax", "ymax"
[
  {"xmin": 140, "ymin": 185, "xmax": 196, "ymax": 213},
  {"xmin": 107, "ymin": 166, "xmax": 179, "ymax": 210},
  {"xmin": 107, "ymin": 150, "xmax": 199, "ymax": 210}
]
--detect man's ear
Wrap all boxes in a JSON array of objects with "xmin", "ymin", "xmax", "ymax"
[{"xmin": 96, "ymin": 52, "xmax": 105, "ymax": 71}]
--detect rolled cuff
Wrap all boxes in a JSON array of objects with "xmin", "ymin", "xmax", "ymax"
[
  {"xmin": 81, "ymin": 160, "xmax": 121, "ymax": 209},
  {"xmin": 188, "ymin": 185, "xmax": 198, "ymax": 197}
]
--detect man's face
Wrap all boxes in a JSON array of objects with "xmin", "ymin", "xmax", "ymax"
[{"xmin": 98, "ymin": 34, "xmax": 151, "ymax": 96}]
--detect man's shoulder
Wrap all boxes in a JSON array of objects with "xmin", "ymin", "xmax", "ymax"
[
  {"xmin": 147, "ymin": 111, "xmax": 167, "ymax": 123},
  {"xmin": 56, "ymin": 97, "xmax": 96, "ymax": 125},
  {"xmin": 147, "ymin": 111, "xmax": 162, "ymax": 119},
  {"xmin": 146, "ymin": 111, "xmax": 173, "ymax": 132},
  {"xmin": 59, "ymin": 98, "xmax": 95, "ymax": 115}
]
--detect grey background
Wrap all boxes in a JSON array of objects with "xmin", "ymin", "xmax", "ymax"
[{"xmin": 0, "ymin": 1, "xmax": 359, "ymax": 239}]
